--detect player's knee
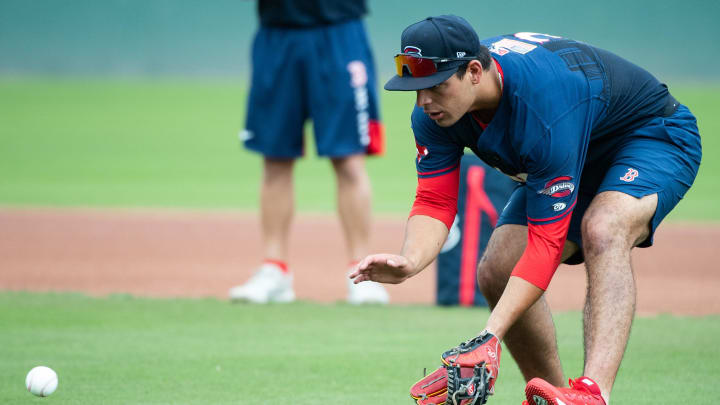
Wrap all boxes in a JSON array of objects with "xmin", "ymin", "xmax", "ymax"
[
  {"xmin": 332, "ymin": 156, "xmax": 368, "ymax": 185},
  {"xmin": 263, "ymin": 159, "xmax": 294, "ymax": 182},
  {"xmin": 476, "ymin": 254, "xmax": 512, "ymax": 304},
  {"xmin": 581, "ymin": 211, "xmax": 627, "ymax": 256}
]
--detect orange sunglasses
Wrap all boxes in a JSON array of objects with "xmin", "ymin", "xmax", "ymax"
[{"xmin": 394, "ymin": 53, "xmax": 476, "ymax": 77}]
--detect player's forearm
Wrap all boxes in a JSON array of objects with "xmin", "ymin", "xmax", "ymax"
[
  {"xmin": 485, "ymin": 223, "xmax": 564, "ymax": 340},
  {"xmin": 399, "ymin": 214, "xmax": 450, "ymax": 275},
  {"xmin": 484, "ymin": 276, "xmax": 544, "ymax": 340}
]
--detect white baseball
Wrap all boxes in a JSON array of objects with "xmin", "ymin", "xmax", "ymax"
[{"xmin": 25, "ymin": 366, "xmax": 58, "ymax": 397}]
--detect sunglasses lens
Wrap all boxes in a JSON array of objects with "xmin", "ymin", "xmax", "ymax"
[{"xmin": 394, "ymin": 55, "xmax": 438, "ymax": 77}]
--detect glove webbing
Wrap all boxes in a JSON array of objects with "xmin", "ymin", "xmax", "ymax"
[{"xmin": 446, "ymin": 364, "xmax": 491, "ymax": 405}]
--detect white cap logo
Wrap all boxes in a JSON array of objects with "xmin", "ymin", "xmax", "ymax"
[{"xmin": 403, "ymin": 46, "xmax": 422, "ymax": 56}]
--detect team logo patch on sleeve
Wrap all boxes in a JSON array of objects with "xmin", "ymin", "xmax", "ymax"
[
  {"xmin": 538, "ymin": 176, "xmax": 575, "ymax": 197},
  {"xmin": 416, "ymin": 143, "xmax": 429, "ymax": 163}
]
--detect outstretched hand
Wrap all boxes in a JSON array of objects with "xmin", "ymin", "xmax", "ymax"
[{"xmin": 349, "ymin": 254, "xmax": 417, "ymax": 285}]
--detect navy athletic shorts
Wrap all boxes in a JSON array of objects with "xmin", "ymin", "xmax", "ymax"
[
  {"xmin": 242, "ymin": 19, "xmax": 383, "ymax": 158},
  {"xmin": 497, "ymin": 104, "xmax": 702, "ymax": 264}
]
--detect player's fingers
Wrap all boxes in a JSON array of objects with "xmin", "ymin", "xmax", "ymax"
[
  {"xmin": 359, "ymin": 254, "xmax": 385, "ymax": 270},
  {"xmin": 358, "ymin": 256, "xmax": 373, "ymax": 270},
  {"xmin": 349, "ymin": 260, "xmax": 365, "ymax": 278},
  {"xmin": 386, "ymin": 255, "xmax": 407, "ymax": 268}
]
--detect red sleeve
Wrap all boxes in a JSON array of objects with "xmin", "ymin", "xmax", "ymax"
[
  {"xmin": 409, "ymin": 167, "xmax": 460, "ymax": 229},
  {"xmin": 510, "ymin": 209, "xmax": 573, "ymax": 290}
]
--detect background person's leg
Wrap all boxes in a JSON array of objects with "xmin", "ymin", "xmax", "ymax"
[
  {"xmin": 331, "ymin": 154, "xmax": 371, "ymax": 262},
  {"xmin": 228, "ymin": 158, "xmax": 296, "ymax": 303},
  {"xmin": 306, "ymin": 20, "xmax": 387, "ymax": 304},
  {"xmin": 581, "ymin": 191, "xmax": 657, "ymax": 403},
  {"xmin": 230, "ymin": 25, "xmax": 307, "ymax": 303},
  {"xmin": 261, "ymin": 158, "xmax": 296, "ymax": 262},
  {"xmin": 333, "ymin": 153, "xmax": 389, "ymax": 304}
]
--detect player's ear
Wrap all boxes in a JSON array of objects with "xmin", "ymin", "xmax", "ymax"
[{"xmin": 468, "ymin": 60, "xmax": 483, "ymax": 84}]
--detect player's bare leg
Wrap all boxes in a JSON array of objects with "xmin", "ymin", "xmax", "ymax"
[
  {"xmin": 580, "ymin": 191, "xmax": 657, "ymax": 404},
  {"xmin": 332, "ymin": 153, "xmax": 388, "ymax": 304},
  {"xmin": 261, "ymin": 158, "xmax": 295, "ymax": 261},
  {"xmin": 477, "ymin": 224, "xmax": 578, "ymax": 386},
  {"xmin": 228, "ymin": 158, "xmax": 296, "ymax": 303},
  {"xmin": 331, "ymin": 154, "xmax": 371, "ymax": 261}
]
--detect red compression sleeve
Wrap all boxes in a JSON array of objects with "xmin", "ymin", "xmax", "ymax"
[
  {"xmin": 409, "ymin": 167, "xmax": 460, "ymax": 230},
  {"xmin": 511, "ymin": 211, "xmax": 573, "ymax": 290}
]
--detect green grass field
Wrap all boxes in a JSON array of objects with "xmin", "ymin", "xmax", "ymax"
[
  {"xmin": 2, "ymin": 292, "xmax": 718, "ymax": 404},
  {"xmin": 2, "ymin": 79, "xmax": 719, "ymax": 403},
  {"xmin": 1, "ymin": 79, "xmax": 718, "ymax": 218}
]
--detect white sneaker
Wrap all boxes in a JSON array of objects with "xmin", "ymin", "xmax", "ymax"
[
  {"xmin": 347, "ymin": 271, "xmax": 389, "ymax": 305},
  {"xmin": 229, "ymin": 263, "xmax": 295, "ymax": 303}
]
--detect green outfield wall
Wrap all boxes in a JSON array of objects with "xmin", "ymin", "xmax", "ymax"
[{"xmin": 1, "ymin": 0, "xmax": 719, "ymax": 80}]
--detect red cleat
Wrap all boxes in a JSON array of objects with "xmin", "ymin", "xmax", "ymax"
[{"xmin": 525, "ymin": 376, "xmax": 606, "ymax": 405}]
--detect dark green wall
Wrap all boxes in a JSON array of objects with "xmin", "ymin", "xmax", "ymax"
[{"xmin": 1, "ymin": 0, "xmax": 718, "ymax": 80}]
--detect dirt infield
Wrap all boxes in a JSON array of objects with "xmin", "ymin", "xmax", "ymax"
[{"xmin": 0, "ymin": 207, "xmax": 717, "ymax": 315}]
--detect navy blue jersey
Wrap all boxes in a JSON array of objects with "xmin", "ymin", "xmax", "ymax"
[
  {"xmin": 258, "ymin": 0, "xmax": 366, "ymax": 27},
  {"xmin": 410, "ymin": 32, "xmax": 684, "ymax": 289},
  {"xmin": 413, "ymin": 32, "xmax": 673, "ymax": 227}
]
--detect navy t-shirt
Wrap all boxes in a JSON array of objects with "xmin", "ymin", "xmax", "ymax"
[
  {"xmin": 410, "ymin": 32, "xmax": 673, "ymax": 289},
  {"xmin": 258, "ymin": 0, "xmax": 366, "ymax": 27},
  {"xmin": 413, "ymin": 32, "xmax": 671, "ymax": 227}
]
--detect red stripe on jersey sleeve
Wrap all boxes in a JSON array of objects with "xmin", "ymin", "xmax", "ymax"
[
  {"xmin": 511, "ymin": 211, "xmax": 572, "ymax": 290},
  {"xmin": 409, "ymin": 167, "xmax": 460, "ymax": 229}
]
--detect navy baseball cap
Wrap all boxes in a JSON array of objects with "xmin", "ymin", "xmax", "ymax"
[{"xmin": 384, "ymin": 15, "xmax": 481, "ymax": 91}]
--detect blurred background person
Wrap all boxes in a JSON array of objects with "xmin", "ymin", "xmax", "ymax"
[{"xmin": 229, "ymin": 0, "xmax": 388, "ymax": 304}]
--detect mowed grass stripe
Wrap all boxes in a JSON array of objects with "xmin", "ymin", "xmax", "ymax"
[
  {"xmin": 0, "ymin": 292, "xmax": 718, "ymax": 404},
  {"xmin": 1, "ymin": 79, "xmax": 718, "ymax": 219}
]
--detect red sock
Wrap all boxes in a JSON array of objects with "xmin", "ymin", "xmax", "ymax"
[{"xmin": 264, "ymin": 259, "xmax": 288, "ymax": 273}]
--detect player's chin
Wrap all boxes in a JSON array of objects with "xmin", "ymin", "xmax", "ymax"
[{"xmin": 432, "ymin": 114, "xmax": 459, "ymax": 127}]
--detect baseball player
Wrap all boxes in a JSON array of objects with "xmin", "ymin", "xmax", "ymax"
[
  {"xmin": 230, "ymin": 0, "xmax": 389, "ymax": 305},
  {"xmin": 350, "ymin": 15, "xmax": 701, "ymax": 404}
]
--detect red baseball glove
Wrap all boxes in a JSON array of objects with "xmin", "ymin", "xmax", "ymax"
[
  {"xmin": 410, "ymin": 364, "xmax": 494, "ymax": 405},
  {"xmin": 410, "ymin": 366, "xmax": 451, "ymax": 405},
  {"xmin": 410, "ymin": 331, "xmax": 501, "ymax": 405},
  {"xmin": 441, "ymin": 331, "xmax": 501, "ymax": 392}
]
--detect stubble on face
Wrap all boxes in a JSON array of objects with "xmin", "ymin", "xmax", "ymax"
[
  {"xmin": 424, "ymin": 61, "xmax": 503, "ymax": 127},
  {"xmin": 417, "ymin": 75, "xmax": 473, "ymax": 127}
]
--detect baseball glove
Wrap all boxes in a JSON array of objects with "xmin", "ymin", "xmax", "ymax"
[
  {"xmin": 410, "ymin": 331, "xmax": 501, "ymax": 405},
  {"xmin": 410, "ymin": 364, "xmax": 493, "ymax": 405},
  {"xmin": 441, "ymin": 331, "xmax": 500, "ymax": 391}
]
